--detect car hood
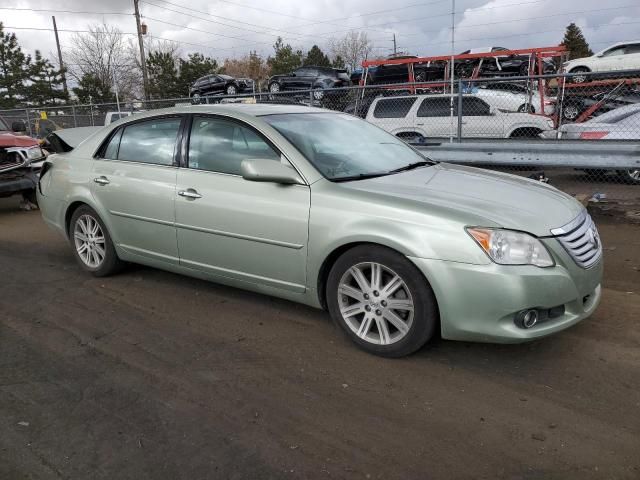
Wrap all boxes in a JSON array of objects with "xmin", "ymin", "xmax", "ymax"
[
  {"xmin": 0, "ymin": 132, "xmax": 38, "ymax": 147},
  {"xmin": 339, "ymin": 163, "xmax": 583, "ymax": 236}
]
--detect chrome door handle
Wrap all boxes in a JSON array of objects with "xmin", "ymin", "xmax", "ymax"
[
  {"xmin": 178, "ymin": 189, "xmax": 202, "ymax": 199},
  {"xmin": 93, "ymin": 176, "xmax": 110, "ymax": 185}
]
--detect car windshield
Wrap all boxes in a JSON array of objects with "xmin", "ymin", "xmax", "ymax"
[{"xmin": 262, "ymin": 113, "xmax": 433, "ymax": 181}]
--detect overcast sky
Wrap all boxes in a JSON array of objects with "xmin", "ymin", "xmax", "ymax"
[{"xmin": 2, "ymin": 0, "xmax": 640, "ymax": 64}]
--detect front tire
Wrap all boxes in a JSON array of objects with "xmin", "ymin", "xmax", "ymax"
[
  {"xmin": 326, "ymin": 245, "xmax": 438, "ymax": 357},
  {"xmin": 617, "ymin": 169, "xmax": 640, "ymax": 184},
  {"xmin": 570, "ymin": 67, "xmax": 590, "ymax": 84},
  {"xmin": 225, "ymin": 84, "xmax": 237, "ymax": 95},
  {"xmin": 69, "ymin": 206, "xmax": 123, "ymax": 277}
]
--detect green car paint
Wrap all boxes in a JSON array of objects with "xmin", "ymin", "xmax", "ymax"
[{"xmin": 38, "ymin": 104, "xmax": 602, "ymax": 344}]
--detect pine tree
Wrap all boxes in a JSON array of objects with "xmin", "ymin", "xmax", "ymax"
[
  {"xmin": 0, "ymin": 22, "xmax": 31, "ymax": 108},
  {"xmin": 27, "ymin": 51, "xmax": 68, "ymax": 106},
  {"xmin": 267, "ymin": 37, "xmax": 303, "ymax": 75},
  {"xmin": 303, "ymin": 45, "xmax": 331, "ymax": 67},
  {"xmin": 561, "ymin": 23, "xmax": 593, "ymax": 60},
  {"xmin": 73, "ymin": 73, "xmax": 115, "ymax": 104},
  {"xmin": 179, "ymin": 53, "xmax": 222, "ymax": 88},
  {"xmin": 332, "ymin": 55, "xmax": 346, "ymax": 69},
  {"xmin": 147, "ymin": 51, "xmax": 182, "ymax": 99}
]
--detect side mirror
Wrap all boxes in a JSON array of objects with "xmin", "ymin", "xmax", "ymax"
[
  {"xmin": 240, "ymin": 159, "xmax": 303, "ymax": 185},
  {"xmin": 11, "ymin": 120, "xmax": 26, "ymax": 132}
]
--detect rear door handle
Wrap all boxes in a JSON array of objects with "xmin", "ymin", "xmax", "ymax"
[
  {"xmin": 93, "ymin": 176, "xmax": 110, "ymax": 185},
  {"xmin": 178, "ymin": 189, "xmax": 202, "ymax": 199}
]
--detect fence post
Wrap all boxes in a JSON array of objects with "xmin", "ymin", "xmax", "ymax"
[
  {"xmin": 89, "ymin": 101, "xmax": 94, "ymax": 126},
  {"xmin": 457, "ymin": 77, "xmax": 464, "ymax": 143},
  {"xmin": 25, "ymin": 108, "xmax": 33, "ymax": 137},
  {"xmin": 309, "ymin": 88, "xmax": 314, "ymax": 107},
  {"xmin": 71, "ymin": 105, "xmax": 78, "ymax": 127}
]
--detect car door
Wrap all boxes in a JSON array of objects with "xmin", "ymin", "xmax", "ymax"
[
  {"xmin": 91, "ymin": 115, "xmax": 183, "ymax": 264},
  {"xmin": 460, "ymin": 97, "xmax": 502, "ymax": 137},
  {"xmin": 623, "ymin": 43, "xmax": 640, "ymax": 70},
  {"xmin": 416, "ymin": 97, "xmax": 455, "ymax": 138},
  {"xmin": 597, "ymin": 45, "xmax": 627, "ymax": 72},
  {"xmin": 292, "ymin": 68, "xmax": 315, "ymax": 90},
  {"xmin": 175, "ymin": 115, "xmax": 310, "ymax": 292}
]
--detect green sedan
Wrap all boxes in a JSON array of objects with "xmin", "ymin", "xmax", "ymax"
[{"xmin": 37, "ymin": 105, "xmax": 602, "ymax": 357}]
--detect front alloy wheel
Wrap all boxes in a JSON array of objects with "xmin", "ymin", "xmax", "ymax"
[
  {"xmin": 226, "ymin": 84, "xmax": 237, "ymax": 95},
  {"xmin": 618, "ymin": 169, "xmax": 640, "ymax": 184},
  {"xmin": 312, "ymin": 88, "xmax": 324, "ymax": 101},
  {"xmin": 327, "ymin": 245, "xmax": 438, "ymax": 357}
]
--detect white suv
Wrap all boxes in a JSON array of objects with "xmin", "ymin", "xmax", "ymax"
[
  {"xmin": 563, "ymin": 41, "xmax": 640, "ymax": 83},
  {"xmin": 365, "ymin": 94, "xmax": 554, "ymax": 141}
]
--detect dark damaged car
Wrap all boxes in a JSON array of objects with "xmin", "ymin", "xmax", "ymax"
[{"xmin": 0, "ymin": 117, "xmax": 47, "ymax": 209}]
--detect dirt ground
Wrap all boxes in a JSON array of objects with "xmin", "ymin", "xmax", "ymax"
[{"xmin": 1, "ymin": 196, "xmax": 639, "ymax": 480}]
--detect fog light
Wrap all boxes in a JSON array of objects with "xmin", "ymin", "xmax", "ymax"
[{"xmin": 515, "ymin": 309, "xmax": 539, "ymax": 329}]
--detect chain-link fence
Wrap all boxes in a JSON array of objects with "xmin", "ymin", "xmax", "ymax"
[{"xmin": 2, "ymin": 69, "xmax": 639, "ymax": 204}]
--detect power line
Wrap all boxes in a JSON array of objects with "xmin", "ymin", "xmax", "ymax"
[{"xmin": 0, "ymin": 6, "xmax": 132, "ymax": 16}]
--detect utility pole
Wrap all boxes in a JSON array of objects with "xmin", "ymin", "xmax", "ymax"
[
  {"xmin": 133, "ymin": 0, "xmax": 149, "ymax": 100},
  {"xmin": 51, "ymin": 16, "xmax": 68, "ymax": 96},
  {"xmin": 393, "ymin": 33, "xmax": 397, "ymax": 55}
]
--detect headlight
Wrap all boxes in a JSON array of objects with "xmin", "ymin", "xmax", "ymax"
[
  {"xmin": 466, "ymin": 227, "xmax": 555, "ymax": 267},
  {"xmin": 26, "ymin": 146, "xmax": 45, "ymax": 160}
]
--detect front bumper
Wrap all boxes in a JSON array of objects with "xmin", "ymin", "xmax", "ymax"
[{"xmin": 409, "ymin": 238, "xmax": 602, "ymax": 343}]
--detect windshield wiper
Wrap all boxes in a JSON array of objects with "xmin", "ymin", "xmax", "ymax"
[
  {"xmin": 332, "ymin": 172, "xmax": 390, "ymax": 182},
  {"xmin": 387, "ymin": 160, "xmax": 432, "ymax": 174}
]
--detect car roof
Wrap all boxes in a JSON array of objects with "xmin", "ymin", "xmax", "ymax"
[{"xmin": 111, "ymin": 103, "xmax": 330, "ymax": 120}]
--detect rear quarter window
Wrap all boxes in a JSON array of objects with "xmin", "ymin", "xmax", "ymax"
[{"xmin": 373, "ymin": 97, "xmax": 417, "ymax": 118}]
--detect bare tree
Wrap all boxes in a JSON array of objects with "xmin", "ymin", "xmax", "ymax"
[
  {"xmin": 67, "ymin": 24, "xmax": 141, "ymax": 100},
  {"xmin": 329, "ymin": 31, "xmax": 372, "ymax": 72},
  {"xmin": 223, "ymin": 51, "xmax": 270, "ymax": 87}
]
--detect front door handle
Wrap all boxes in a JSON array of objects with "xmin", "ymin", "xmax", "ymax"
[
  {"xmin": 93, "ymin": 176, "xmax": 110, "ymax": 185},
  {"xmin": 178, "ymin": 189, "xmax": 202, "ymax": 200}
]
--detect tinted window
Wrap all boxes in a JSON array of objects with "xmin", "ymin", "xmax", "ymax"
[
  {"xmin": 103, "ymin": 129, "xmax": 123, "ymax": 159},
  {"xmin": 417, "ymin": 97, "xmax": 452, "ymax": 117},
  {"xmin": 188, "ymin": 116, "xmax": 281, "ymax": 175},
  {"xmin": 626, "ymin": 44, "xmax": 640, "ymax": 54},
  {"xmin": 373, "ymin": 97, "xmax": 417, "ymax": 118},
  {"xmin": 117, "ymin": 118, "xmax": 181, "ymax": 165},
  {"xmin": 462, "ymin": 97, "xmax": 491, "ymax": 116}
]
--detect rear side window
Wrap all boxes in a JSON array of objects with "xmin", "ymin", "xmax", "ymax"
[
  {"xmin": 417, "ymin": 97, "xmax": 452, "ymax": 117},
  {"xmin": 373, "ymin": 97, "xmax": 417, "ymax": 118},
  {"xmin": 103, "ymin": 129, "xmax": 123, "ymax": 159},
  {"xmin": 111, "ymin": 117, "xmax": 181, "ymax": 166},
  {"xmin": 626, "ymin": 44, "xmax": 640, "ymax": 54}
]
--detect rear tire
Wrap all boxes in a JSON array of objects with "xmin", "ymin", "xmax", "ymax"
[
  {"xmin": 69, "ymin": 205, "xmax": 123, "ymax": 277},
  {"xmin": 326, "ymin": 245, "xmax": 438, "ymax": 357},
  {"xmin": 225, "ymin": 84, "xmax": 237, "ymax": 95},
  {"xmin": 617, "ymin": 169, "xmax": 640, "ymax": 184}
]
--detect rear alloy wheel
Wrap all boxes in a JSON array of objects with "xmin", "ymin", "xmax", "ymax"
[
  {"xmin": 269, "ymin": 82, "xmax": 280, "ymax": 93},
  {"xmin": 570, "ymin": 67, "xmax": 590, "ymax": 84},
  {"xmin": 414, "ymin": 70, "xmax": 427, "ymax": 82},
  {"xmin": 563, "ymin": 103, "xmax": 581, "ymax": 121},
  {"xmin": 617, "ymin": 169, "xmax": 640, "ymax": 184},
  {"xmin": 70, "ymin": 206, "xmax": 123, "ymax": 277},
  {"xmin": 312, "ymin": 87, "xmax": 324, "ymax": 101},
  {"xmin": 226, "ymin": 84, "xmax": 237, "ymax": 95},
  {"xmin": 327, "ymin": 245, "xmax": 438, "ymax": 357}
]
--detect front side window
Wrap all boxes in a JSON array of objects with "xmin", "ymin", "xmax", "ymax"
[
  {"xmin": 462, "ymin": 97, "xmax": 491, "ymax": 116},
  {"xmin": 103, "ymin": 129, "xmax": 123, "ymax": 159},
  {"xmin": 625, "ymin": 44, "xmax": 640, "ymax": 54},
  {"xmin": 603, "ymin": 46, "xmax": 626, "ymax": 57},
  {"xmin": 263, "ymin": 113, "xmax": 433, "ymax": 181},
  {"xmin": 373, "ymin": 97, "xmax": 416, "ymax": 118},
  {"xmin": 188, "ymin": 116, "xmax": 281, "ymax": 175},
  {"xmin": 115, "ymin": 117, "xmax": 181, "ymax": 165}
]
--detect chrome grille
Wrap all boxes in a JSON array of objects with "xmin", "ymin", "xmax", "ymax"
[{"xmin": 551, "ymin": 211, "xmax": 602, "ymax": 268}]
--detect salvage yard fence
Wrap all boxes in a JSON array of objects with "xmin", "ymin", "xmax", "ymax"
[{"xmin": 2, "ymin": 69, "xmax": 640, "ymax": 203}]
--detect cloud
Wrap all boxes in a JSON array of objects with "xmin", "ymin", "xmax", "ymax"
[{"xmin": 2, "ymin": 0, "xmax": 639, "ymax": 63}]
